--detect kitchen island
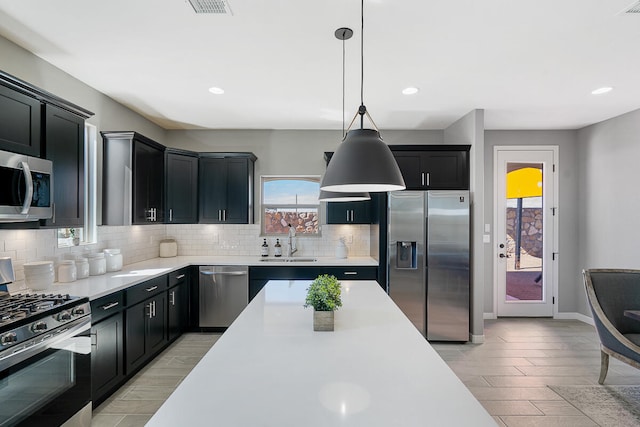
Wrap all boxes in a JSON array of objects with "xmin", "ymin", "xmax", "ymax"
[{"xmin": 146, "ymin": 280, "xmax": 495, "ymax": 426}]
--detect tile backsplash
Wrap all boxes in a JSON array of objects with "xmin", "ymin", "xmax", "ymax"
[{"xmin": 0, "ymin": 224, "xmax": 370, "ymax": 290}]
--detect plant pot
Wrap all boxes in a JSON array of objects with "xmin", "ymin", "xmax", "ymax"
[
  {"xmin": 313, "ymin": 310, "xmax": 334, "ymax": 331},
  {"xmin": 72, "ymin": 237, "xmax": 80, "ymax": 246}
]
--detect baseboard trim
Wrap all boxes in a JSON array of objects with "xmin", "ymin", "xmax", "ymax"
[
  {"xmin": 470, "ymin": 333, "xmax": 485, "ymax": 344},
  {"xmin": 484, "ymin": 312, "xmax": 497, "ymax": 320},
  {"xmin": 555, "ymin": 311, "xmax": 594, "ymax": 325}
]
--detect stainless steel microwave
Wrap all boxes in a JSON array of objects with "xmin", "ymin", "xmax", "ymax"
[{"xmin": 0, "ymin": 150, "xmax": 53, "ymax": 222}]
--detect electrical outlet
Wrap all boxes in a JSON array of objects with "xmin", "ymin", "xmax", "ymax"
[{"xmin": 347, "ymin": 234, "xmax": 353, "ymax": 244}]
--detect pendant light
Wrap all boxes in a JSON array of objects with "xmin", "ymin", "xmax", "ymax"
[
  {"xmin": 320, "ymin": 27, "xmax": 371, "ymax": 203},
  {"xmin": 320, "ymin": 0, "xmax": 405, "ymax": 193}
]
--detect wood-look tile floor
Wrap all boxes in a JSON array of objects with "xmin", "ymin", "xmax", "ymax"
[
  {"xmin": 91, "ymin": 319, "xmax": 640, "ymax": 426},
  {"xmin": 432, "ymin": 318, "xmax": 640, "ymax": 426}
]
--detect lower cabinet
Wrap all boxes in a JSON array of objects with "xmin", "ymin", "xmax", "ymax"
[
  {"xmin": 248, "ymin": 266, "xmax": 378, "ymax": 301},
  {"xmin": 90, "ymin": 292, "xmax": 125, "ymax": 408},
  {"xmin": 168, "ymin": 269, "xmax": 189, "ymax": 342},
  {"xmin": 125, "ymin": 291, "xmax": 167, "ymax": 374}
]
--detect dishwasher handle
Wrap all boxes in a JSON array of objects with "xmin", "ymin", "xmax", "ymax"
[{"xmin": 200, "ymin": 271, "xmax": 248, "ymax": 276}]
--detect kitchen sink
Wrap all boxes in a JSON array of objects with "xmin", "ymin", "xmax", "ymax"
[{"xmin": 259, "ymin": 258, "xmax": 318, "ymax": 263}]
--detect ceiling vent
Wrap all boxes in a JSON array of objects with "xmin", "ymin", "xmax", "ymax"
[
  {"xmin": 187, "ymin": 0, "xmax": 232, "ymax": 14},
  {"xmin": 622, "ymin": 1, "xmax": 640, "ymax": 13}
]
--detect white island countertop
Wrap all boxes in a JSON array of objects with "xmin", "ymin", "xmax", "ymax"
[{"xmin": 146, "ymin": 280, "xmax": 495, "ymax": 426}]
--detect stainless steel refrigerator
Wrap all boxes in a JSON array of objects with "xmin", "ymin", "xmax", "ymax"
[{"xmin": 388, "ymin": 191, "xmax": 470, "ymax": 341}]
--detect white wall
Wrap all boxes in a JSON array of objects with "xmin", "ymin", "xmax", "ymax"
[
  {"xmin": 484, "ymin": 130, "xmax": 580, "ymax": 314},
  {"xmin": 577, "ymin": 109, "xmax": 640, "ymax": 315}
]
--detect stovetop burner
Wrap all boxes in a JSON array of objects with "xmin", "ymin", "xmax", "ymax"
[{"xmin": 0, "ymin": 293, "xmax": 77, "ymax": 326}]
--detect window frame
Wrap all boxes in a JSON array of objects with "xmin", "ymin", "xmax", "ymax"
[{"xmin": 260, "ymin": 175, "xmax": 321, "ymax": 237}]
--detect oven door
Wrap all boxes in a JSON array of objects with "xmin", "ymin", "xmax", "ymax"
[{"xmin": 0, "ymin": 318, "xmax": 91, "ymax": 427}]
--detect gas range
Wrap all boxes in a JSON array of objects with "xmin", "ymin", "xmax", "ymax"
[{"xmin": 0, "ymin": 293, "xmax": 91, "ymax": 359}]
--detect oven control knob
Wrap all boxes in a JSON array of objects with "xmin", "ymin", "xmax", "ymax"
[
  {"xmin": 57, "ymin": 311, "xmax": 72, "ymax": 321},
  {"xmin": 31, "ymin": 321, "xmax": 48, "ymax": 332},
  {"xmin": 1, "ymin": 332, "xmax": 18, "ymax": 346},
  {"xmin": 72, "ymin": 307, "xmax": 85, "ymax": 316}
]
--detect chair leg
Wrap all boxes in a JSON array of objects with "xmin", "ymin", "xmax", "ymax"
[{"xmin": 598, "ymin": 350, "xmax": 609, "ymax": 385}]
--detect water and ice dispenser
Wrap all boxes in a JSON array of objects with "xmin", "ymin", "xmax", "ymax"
[{"xmin": 396, "ymin": 241, "xmax": 417, "ymax": 269}]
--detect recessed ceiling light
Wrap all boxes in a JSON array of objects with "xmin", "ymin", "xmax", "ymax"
[
  {"xmin": 209, "ymin": 87, "xmax": 225, "ymax": 95},
  {"xmin": 402, "ymin": 87, "xmax": 419, "ymax": 95},
  {"xmin": 591, "ymin": 87, "xmax": 613, "ymax": 95}
]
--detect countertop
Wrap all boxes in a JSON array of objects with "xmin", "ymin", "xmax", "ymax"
[
  {"xmin": 146, "ymin": 280, "xmax": 495, "ymax": 426},
  {"xmin": 38, "ymin": 256, "xmax": 378, "ymax": 300}
]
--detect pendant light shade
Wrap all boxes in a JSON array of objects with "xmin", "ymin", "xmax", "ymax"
[
  {"xmin": 319, "ymin": 189, "xmax": 370, "ymax": 202},
  {"xmin": 321, "ymin": 129, "xmax": 405, "ymax": 192},
  {"xmin": 320, "ymin": 0, "xmax": 406, "ymax": 193}
]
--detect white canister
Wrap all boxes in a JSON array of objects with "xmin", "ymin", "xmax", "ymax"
[
  {"xmin": 86, "ymin": 253, "xmax": 106, "ymax": 276},
  {"xmin": 336, "ymin": 237, "xmax": 348, "ymax": 259},
  {"xmin": 75, "ymin": 257, "xmax": 90, "ymax": 279},
  {"xmin": 58, "ymin": 260, "xmax": 77, "ymax": 283},
  {"xmin": 103, "ymin": 248, "xmax": 123, "ymax": 272}
]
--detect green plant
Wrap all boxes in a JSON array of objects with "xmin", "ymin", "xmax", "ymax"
[
  {"xmin": 69, "ymin": 228, "xmax": 76, "ymax": 238},
  {"xmin": 304, "ymin": 274, "xmax": 342, "ymax": 312}
]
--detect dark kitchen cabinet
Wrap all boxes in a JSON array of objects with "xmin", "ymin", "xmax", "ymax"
[
  {"xmin": 326, "ymin": 200, "xmax": 372, "ymax": 224},
  {"xmin": 391, "ymin": 146, "xmax": 470, "ymax": 190},
  {"xmin": 125, "ymin": 277, "xmax": 168, "ymax": 374},
  {"xmin": 168, "ymin": 268, "xmax": 189, "ymax": 342},
  {"xmin": 42, "ymin": 104, "xmax": 85, "ymax": 227},
  {"xmin": 199, "ymin": 153, "xmax": 256, "ymax": 224},
  {"xmin": 90, "ymin": 292, "xmax": 125, "ymax": 407},
  {"xmin": 165, "ymin": 150, "xmax": 198, "ymax": 224},
  {"xmin": 133, "ymin": 136, "xmax": 165, "ymax": 224},
  {"xmin": 248, "ymin": 266, "xmax": 378, "ymax": 301},
  {"xmin": 0, "ymin": 83, "xmax": 41, "ymax": 157}
]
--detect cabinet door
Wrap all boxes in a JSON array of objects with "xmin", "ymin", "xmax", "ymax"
[
  {"xmin": 147, "ymin": 293, "xmax": 167, "ymax": 355},
  {"xmin": 43, "ymin": 104, "xmax": 85, "ymax": 227},
  {"xmin": 393, "ymin": 152, "xmax": 424, "ymax": 190},
  {"xmin": 422, "ymin": 151, "xmax": 469, "ymax": 189},
  {"xmin": 0, "ymin": 85, "xmax": 41, "ymax": 157},
  {"xmin": 133, "ymin": 139, "xmax": 164, "ymax": 224},
  {"xmin": 168, "ymin": 282, "xmax": 186, "ymax": 342},
  {"xmin": 166, "ymin": 152, "xmax": 198, "ymax": 223},
  {"xmin": 224, "ymin": 158, "xmax": 249, "ymax": 223},
  {"xmin": 91, "ymin": 312, "xmax": 124, "ymax": 407},
  {"xmin": 125, "ymin": 300, "xmax": 148, "ymax": 374},
  {"xmin": 198, "ymin": 157, "xmax": 226, "ymax": 223},
  {"xmin": 326, "ymin": 201, "xmax": 371, "ymax": 224}
]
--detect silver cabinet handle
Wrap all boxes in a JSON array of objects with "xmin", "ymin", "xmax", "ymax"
[
  {"xmin": 218, "ymin": 210, "xmax": 222, "ymax": 221},
  {"xmin": 170, "ymin": 291, "xmax": 175, "ymax": 306},
  {"xmin": 344, "ymin": 271, "xmax": 358, "ymax": 275},
  {"xmin": 223, "ymin": 209, "xmax": 227, "ymax": 222},
  {"xmin": 421, "ymin": 172, "xmax": 425, "ymax": 186},
  {"xmin": 146, "ymin": 285, "xmax": 158, "ymax": 292},
  {"xmin": 169, "ymin": 208, "xmax": 173, "ymax": 222},
  {"xmin": 19, "ymin": 161, "xmax": 33, "ymax": 214},
  {"xmin": 351, "ymin": 210, "xmax": 354, "ymax": 222},
  {"xmin": 346, "ymin": 210, "xmax": 350, "ymax": 222},
  {"xmin": 175, "ymin": 274, "xmax": 185, "ymax": 280},
  {"xmin": 426, "ymin": 172, "xmax": 430, "ymax": 186},
  {"xmin": 147, "ymin": 302, "xmax": 153, "ymax": 319},
  {"xmin": 153, "ymin": 301, "xmax": 156, "ymax": 317},
  {"xmin": 101, "ymin": 302, "xmax": 119, "ymax": 311}
]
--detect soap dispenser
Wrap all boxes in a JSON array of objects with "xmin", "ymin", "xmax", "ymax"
[
  {"xmin": 336, "ymin": 237, "xmax": 348, "ymax": 259},
  {"xmin": 274, "ymin": 239, "xmax": 282, "ymax": 257},
  {"xmin": 261, "ymin": 239, "xmax": 269, "ymax": 257}
]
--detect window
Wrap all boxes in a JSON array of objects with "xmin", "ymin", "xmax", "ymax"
[{"xmin": 261, "ymin": 176, "xmax": 320, "ymax": 236}]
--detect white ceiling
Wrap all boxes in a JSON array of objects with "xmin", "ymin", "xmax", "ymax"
[{"xmin": 1, "ymin": 0, "xmax": 639, "ymax": 131}]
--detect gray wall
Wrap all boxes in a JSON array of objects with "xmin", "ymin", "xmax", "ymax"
[
  {"xmin": 0, "ymin": 35, "xmax": 165, "ymax": 141},
  {"xmin": 484, "ymin": 131, "xmax": 580, "ymax": 314},
  {"xmin": 576, "ymin": 109, "xmax": 640, "ymax": 315}
]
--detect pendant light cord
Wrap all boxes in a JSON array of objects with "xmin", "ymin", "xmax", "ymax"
[
  {"xmin": 342, "ymin": 30, "xmax": 346, "ymax": 139},
  {"xmin": 360, "ymin": 0, "xmax": 364, "ymax": 110}
]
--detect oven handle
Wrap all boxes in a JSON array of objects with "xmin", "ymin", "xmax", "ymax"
[
  {"xmin": 0, "ymin": 316, "xmax": 91, "ymax": 372},
  {"xmin": 20, "ymin": 161, "xmax": 34, "ymax": 215}
]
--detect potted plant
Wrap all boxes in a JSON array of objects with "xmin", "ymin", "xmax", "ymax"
[{"xmin": 304, "ymin": 274, "xmax": 342, "ymax": 331}]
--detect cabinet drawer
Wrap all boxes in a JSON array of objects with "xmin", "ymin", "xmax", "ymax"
[
  {"xmin": 126, "ymin": 276, "xmax": 168, "ymax": 306},
  {"xmin": 91, "ymin": 291, "xmax": 124, "ymax": 323},
  {"xmin": 169, "ymin": 268, "xmax": 188, "ymax": 287},
  {"xmin": 323, "ymin": 267, "xmax": 377, "ymax": 281}
]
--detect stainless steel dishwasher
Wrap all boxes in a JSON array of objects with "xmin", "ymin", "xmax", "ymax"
[{"xmin": 199, "ymin": 266, "xmax": 249, "ymax": 328}]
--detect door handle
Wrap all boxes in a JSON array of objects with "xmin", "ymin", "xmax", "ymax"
[
  {"xmin": 101, "ymin": 302, "xmax": 119, "ymax": 311},
  {"xmin": 175, "ymin": 274, "xmax": 185, "ymax": 280},
  {"xmin": 200, "ymin": 271, "xmax": 247, "ymax": 276},
  {"xmin": 169, "ymin": 208, "xmax": 173, "ymax": 222},
  {"xmin": 146, "ymin": 286, "xmax": 158, "ymax": 292},
  {"xmin": 19, "ymin": 161, "xmax": 33, "ymax": 214},
  {"xmin": 170, "ymin": 290, "xmax": 175, "ymax": 306}
]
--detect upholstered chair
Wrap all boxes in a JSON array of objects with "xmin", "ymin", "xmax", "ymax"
[{"xmin": 583, "ymin": 269, "xmax": 640, "ymax": 384}]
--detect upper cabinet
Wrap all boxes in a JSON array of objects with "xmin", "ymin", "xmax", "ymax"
[
  {"xmin": 0, "ymin": 84, "xmax": 41, "ymax": 157},
  {"xmin": 42, "ymin": 104, "xmax": 85, "ymax": 227},
  {"xmin": 199, "ymin": 153, "xmax": 256, "ymax": 224},
  {"xmin": 102, "ymin": 132, "xmax": 165, "ymax": 225},
  {"xmin": 165, "ymin": 149, "xmax": 198, "ymax": 224},
  {"xmin": 391, "ymin": 146, "xmax": 470, "ymax": 190},
  {"xmin": 326, "ymin": 200, "xmax": 372, "ymax": 224}
]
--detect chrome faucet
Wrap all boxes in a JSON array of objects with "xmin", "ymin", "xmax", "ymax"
[{"xmin": 287, "ymin": 224, "xmax": 297, "ymax": 257}]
